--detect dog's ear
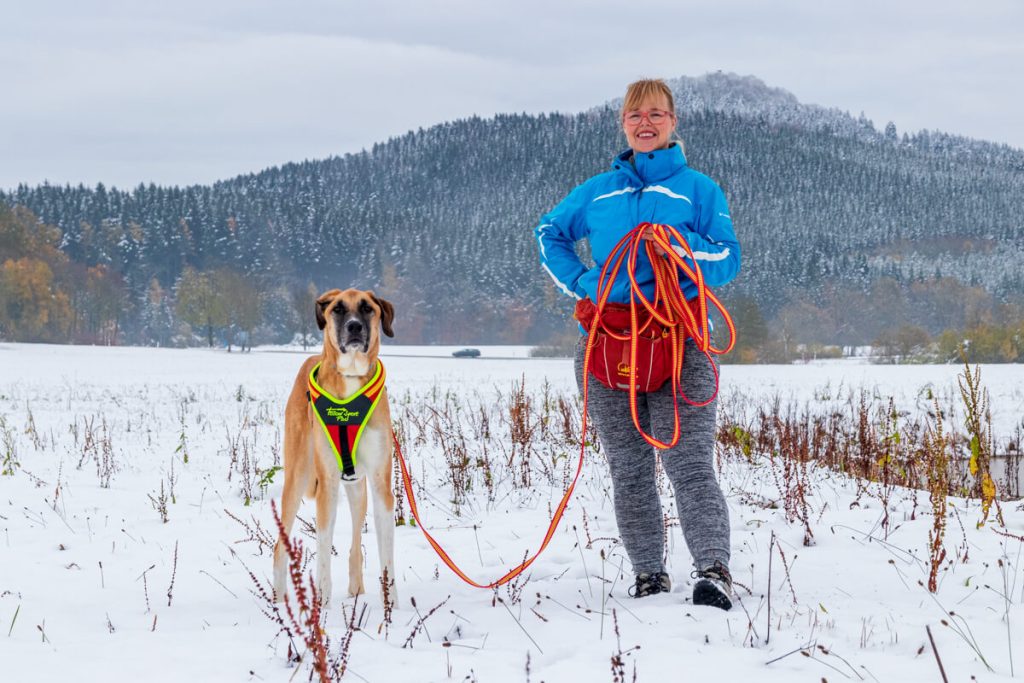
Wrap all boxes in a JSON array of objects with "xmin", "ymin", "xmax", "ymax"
[
  {"xmin": 369, "ymin": 292, "xmax": 395, "ymax": 338},
  {"xmin": 315, "ymin": 289, "xmax": 341, "ymax": 331}
]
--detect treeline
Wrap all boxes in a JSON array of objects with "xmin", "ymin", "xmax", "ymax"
[
  {"xmin": 0, "ymin": 204, "xmax": 324, "ymax": 347},
  {"xmin": 872, "ymin": 322, "xmax": 1024, "ymax": 364},
  {"xmin": 0, "ymin": 204, "xmax": 121, "ymax": 344},
  {"xmin": 4, "ymin": 200, "xmax": 1022, "ymax": 360},
  {"xmin": 723, "ymin": 279, "xmax": 1024, "ymax": 364}
]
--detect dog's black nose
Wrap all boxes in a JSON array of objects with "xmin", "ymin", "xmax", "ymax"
[{"xmin": 346, "ymin": 320, "xmax": 364, "ymax": 335}]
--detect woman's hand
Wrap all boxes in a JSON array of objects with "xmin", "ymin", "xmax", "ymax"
[{"xmin": 640, "ymin": 225, "xmax": 669, "ymax": 257}]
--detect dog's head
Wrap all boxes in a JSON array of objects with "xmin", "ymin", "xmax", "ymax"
[{"xmin": 315, "ymin": 288, "xmax": 394, "ymax": 375}]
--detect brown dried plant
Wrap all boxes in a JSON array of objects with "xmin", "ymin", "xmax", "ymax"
[
  {"xmin": 269, "ymin": 501, "xmax": 330, "ymax": 680},
  {"xmin": 924, "ymin": 399, "xmax": 949, "ymax": 593},
  {"xmin": 957, "ymin": 359, "xmax": 1002, "ymax": 528}
]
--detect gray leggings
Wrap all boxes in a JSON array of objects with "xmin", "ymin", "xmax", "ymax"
[{"xmin": 574, "ymin": 336, "xmax": 730, "ymax": 574}]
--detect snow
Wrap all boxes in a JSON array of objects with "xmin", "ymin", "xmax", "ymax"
[
  {"xmin": 263, "ymin": 344, "xmax": 539, "ymax": 360},
  {"xmin": 1, "ymin": 342, "xmax": 1022, "ymax": 682}
]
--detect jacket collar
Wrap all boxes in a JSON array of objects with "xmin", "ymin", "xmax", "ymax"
[{"xmin": 611, "ymin": 141, "xmax": 687, "ymax": 184}]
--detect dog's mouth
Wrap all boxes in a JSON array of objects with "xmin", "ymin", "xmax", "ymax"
[
  {"xmin": 339, "ymin": 336, "xmax": 368, "ymax": 354},
  {"xmin": 330, "ymin": 306, "xmax": 373, "ymax": 356}
]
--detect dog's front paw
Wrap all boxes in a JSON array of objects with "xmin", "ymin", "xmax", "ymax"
[
  {"xmin": 316, "ymin": 577, "xmax": 333, "ymax": 607},
  {"xmin": 348, "ymin": 577, "xmax": 365, "ymax": 598},
  {"xmin": 272, "ymin": 575, "xmax": 290, "ymax": 604}
]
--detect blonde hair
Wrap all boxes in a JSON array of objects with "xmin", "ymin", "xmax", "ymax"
[
  {"xmin": 621, "ymin": 78, "xmax": 684, "ymax": 152},
  {"xmin": 622, "ymin": 78, "xmax": 676, "ymax": 116}
]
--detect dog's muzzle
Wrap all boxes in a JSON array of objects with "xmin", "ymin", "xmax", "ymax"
[{"xmin": 339, "ymin": 319, "xmax": 368, "ymax": 353}]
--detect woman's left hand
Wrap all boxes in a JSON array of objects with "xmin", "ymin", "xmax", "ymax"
[{"xmin": 640, "ymin": 225, "xmax": 669, "ymax": 257}]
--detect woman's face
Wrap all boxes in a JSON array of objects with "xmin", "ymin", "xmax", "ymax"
[{"xmin": 622, "ymin": 94, "xmax": 677, "ymax": 154}]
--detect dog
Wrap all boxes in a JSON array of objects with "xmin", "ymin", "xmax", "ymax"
[{"xmin": 274, "ymin": 288, "xmax": 397, "ymax": 607}]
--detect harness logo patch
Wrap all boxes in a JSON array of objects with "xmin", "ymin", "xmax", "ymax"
[
  {"xmin": 617, "ymin": 362, "xmax": 631, "ymax": 376},
  {"xmin": 326, "ymin": 406, "xmax": 360, "ymax": 421}
]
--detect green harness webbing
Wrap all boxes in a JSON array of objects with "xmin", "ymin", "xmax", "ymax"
[{"xmin": 306, "ymin": 360, "xmax": 386, "ymax": 481}]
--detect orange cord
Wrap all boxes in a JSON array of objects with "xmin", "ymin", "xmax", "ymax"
[
  {"xmin": 591, "ymin": 222, "xmax": 735, "ymax": 449},
  {"xmin": 392, "ymin": 222, "xmax": 735, "ymax": 587}
]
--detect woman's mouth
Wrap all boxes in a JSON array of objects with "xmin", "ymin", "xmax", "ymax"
[{"xmin": 637, "ymin": 131, "xmax": 656, "ymax": 140}]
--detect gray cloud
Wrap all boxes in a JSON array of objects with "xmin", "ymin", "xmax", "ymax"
[{"xmin": 2, "ymin": 0, "xmax": 1022, "ymax": 189}]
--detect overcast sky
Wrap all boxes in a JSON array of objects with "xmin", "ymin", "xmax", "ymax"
[{"xmin": 2, "ymin": 0, "xmax": 1022, "ymax": 190}]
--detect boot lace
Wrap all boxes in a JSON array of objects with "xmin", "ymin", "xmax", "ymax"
[
  {"xmin": 690, "ymin": 561, "xmax": 732, "ymax": 588},
  {"xmin": 628, "ymin": 571, "xmax": 671, "ymax": 598}
]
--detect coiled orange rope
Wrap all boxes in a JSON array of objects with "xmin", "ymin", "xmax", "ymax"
[
  {"xmin": 590, "ymin": 222, "xmax": 735, "ymax": 449},
  {"xmin": 393, "ymin": 222, "xmax": 735, "ymax": 587}
]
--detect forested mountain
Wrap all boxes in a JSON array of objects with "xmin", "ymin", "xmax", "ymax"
[{"xmin": 3, "ymin": 73, "xmax": 1023, "ymax": 354}]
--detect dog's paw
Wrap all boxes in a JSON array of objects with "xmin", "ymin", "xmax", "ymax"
[
  {"xmin": 347, "ymin": 579, "xmax": 365, "ymax": 598},
  {"xmin": 316, "ymin": 577, "xmax": 333, "ymax": 606}
]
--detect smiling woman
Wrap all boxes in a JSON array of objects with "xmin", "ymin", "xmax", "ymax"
[
  {"xmin": 621, "ymin": 79, "xmax": 678, "ymax": 153},
  {"xmin": 533, "ymin": 77, "xmax": 742, "ymax": 611}
]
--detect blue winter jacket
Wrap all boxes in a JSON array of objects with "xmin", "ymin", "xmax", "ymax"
[{"xmin": 534, "ymin": 142, "xmax": 740, "ymax": 304}]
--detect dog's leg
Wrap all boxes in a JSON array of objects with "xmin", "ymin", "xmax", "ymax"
[
  {"xmin": 273, "ymin": 450, "xmax": 309, "ymax": 602},
  {"xmin": 370, "ymin": 465, "xmax": 397, "ymax": 608},
  {"xmin": 315, "ymin": 470, "xmax": 341, "ymax": 606},
  {"xmin": 343, "ymin": 477, "xmax": 368, "ymax": 597}
]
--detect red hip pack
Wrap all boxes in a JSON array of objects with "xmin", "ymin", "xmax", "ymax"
[{"xmin": 574, "ymin": 298, "xmax": 686, "ymax": 393}]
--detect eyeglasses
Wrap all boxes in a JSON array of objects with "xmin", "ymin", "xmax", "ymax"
[{"xmin": 623, "ymin": 109, "xmax": 673, "ymax": 126}]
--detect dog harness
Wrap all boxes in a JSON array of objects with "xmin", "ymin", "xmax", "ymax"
[{"xmin": 307, "ymin": 360, "xmax": 386, "ymax": 482}]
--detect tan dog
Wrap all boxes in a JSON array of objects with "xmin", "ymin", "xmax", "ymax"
[{"xmin": 274, "ymin": 288, "xmax": 397, "ymax": 607}]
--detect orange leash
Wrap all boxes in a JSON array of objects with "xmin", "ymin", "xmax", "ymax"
[{"xmin": 392, "ymin": 222, "xmax": 735, "ymax": 588}]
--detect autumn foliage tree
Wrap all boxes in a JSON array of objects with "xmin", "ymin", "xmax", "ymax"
[
  {"xmin": 173, "ymin": 266, "xmax": 261, "ymax": 348},
  {"xmin": 0, "ymin": 205, "xmax": 72, "ymax": 341},
  {"xmin": 64, "ymin": 262, "xmax": 128, "ymax": 344},
  {"xmin": 212, "ymin": 268, "xmax": 262, "ymax": 351},
  {"xmin": 0, "ymin": 257, "xmax": 72, "ymax": 341},
  {"xmin": 175, "ymin": 267, "xmax": 227, "ymax": 347}
]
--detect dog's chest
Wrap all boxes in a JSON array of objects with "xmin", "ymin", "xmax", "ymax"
[{"xmin": 314, "ymin": 424, "xmax": 385, "ymax": 473}]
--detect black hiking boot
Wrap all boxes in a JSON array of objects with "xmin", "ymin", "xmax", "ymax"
[
  {"xmin": 691, "ymin": 561, "xmax": 733, "ymax": 611},
  {"xmin": 628, "ymin": 571, "xmax": 671, "ymax": 598}
]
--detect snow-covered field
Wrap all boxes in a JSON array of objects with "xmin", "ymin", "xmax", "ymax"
[{"xmin": 1, "ymin": 342, "xmax": 1023, "ymax": 682}]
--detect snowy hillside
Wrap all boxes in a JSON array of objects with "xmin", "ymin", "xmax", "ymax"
[{"xmin": 4, "ymin": 72, "xmax": 1024, "ymax": 347}]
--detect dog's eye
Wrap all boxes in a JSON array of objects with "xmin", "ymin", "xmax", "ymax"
[{"xmin": 359, "ymin": 302, "xmax": 373, "ymax": 315}]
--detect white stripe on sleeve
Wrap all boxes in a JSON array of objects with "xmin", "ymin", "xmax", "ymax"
[
  {"xmin": 542, "ymin": 262, "xmax": 581, "ymax": 299},
  {"xmin": 671, "ymin": 244, "xmax": 731, "ymax": 262}
]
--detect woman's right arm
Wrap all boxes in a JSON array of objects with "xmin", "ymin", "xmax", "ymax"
[{"xmin": 533, "ymin": 183, "xmax": 591, "ymax": 300}]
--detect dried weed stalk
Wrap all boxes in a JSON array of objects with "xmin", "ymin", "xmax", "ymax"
[
  {"xmin": 924, "ymin": 399, "xmax": 949, "ymax": 593},
  {"xmin": 957, "ymin": 360, "xmax": 1002, "ymax": 528}
]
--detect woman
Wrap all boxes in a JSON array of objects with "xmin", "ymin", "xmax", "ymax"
[{"xmin": 534, "ymin": 78, "xmax": 740, "ymax": 610}]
